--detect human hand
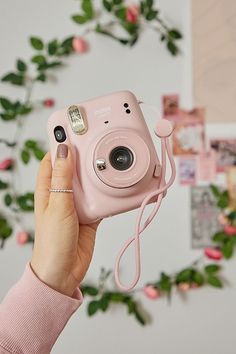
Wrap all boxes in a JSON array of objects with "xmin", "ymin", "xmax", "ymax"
[{"xmin": 31, "ymin": 144, "xmax": 101, "ymax": 297}]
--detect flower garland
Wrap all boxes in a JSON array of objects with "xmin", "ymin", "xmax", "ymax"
[
  {"xmin": 79, "ymin": 185, "xmax": 236, "ymax": 325},
  {"xmin": 2, "ymin": 0, "xmax": 235, "ymax": 326}
]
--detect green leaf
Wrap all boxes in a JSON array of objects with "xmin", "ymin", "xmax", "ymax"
[
  {"xmin": 110, "ymin": 292, "xmax": 125, "ymax": 302},
  {"xmin": 103, "ymin": 0, "xmax": 113, "ymax": 11},
  {"xmin": 207, "ymin": 274, "xmax": 223, "ymax": 288},
  {"xmin": 175, "ymin": 268, "xmax": 193, "ymax": 283},
  {"xmin": 192, "ymin": 271, "xmax": 204, "ymax": 286},
  {"xmin": 113, "ymin": 0, "xmax": 123, "ymax": 4},
  {"xmin": 222, "ymin": 240, "xmax": 234, "ymax": 259},
  {"xmin": 159, "ymin": 272, "xmax": 172, "ymax": 292},
  {"xmin": 16, "ymin": 104, "xmax": 32, "ymax": 115},
  {"xmin": 210, "ymin": 184, "xmax": 221, "ymax": 198},
  {"xmin": 4, "ymin": 193, "xmax": 13, "ymax": 206},
  {"xmin": 167, "ymin": 41, "xmax": 179, "ymax": 56},
  {"xmin": 82, "ymin": 286, "xmax": 99, "ymax": 296},
  {"xmin": 126, "ymin": 298, "xmax": 135, "ymax": 313},
  {"xmin": 146, "ymin": 9, "xmax": 158, "ymax": 21},
  {"xmin": 87, "ymin": 300, "xmax": 100, "ymax": 316},
  {"xmin": 16, "ymin": 193, "xmax": 34, "ymax": 212},
  {"xmin": 217, "ymin": 191, "xmax": 229, "ymax": 209},
  {"xmin": 1, "ymin": 73, "xmax": 24, "ymax": 86},
  {"xmin": 0, "ymin": 180, "xmax": 8, "ymax": 190},
  {"xmin": 0, "ymin": 97, "xmax": 14, "ymax": 110},
  {"xmin": 82, "ymin": 0, "xmax": 94, "ymax": 19},
  {"xmin": 61, "ymin": 36, "xmax": 74, "ymax": 50},
  {"xmin": 0, "ymin": 112, "xmax": 16, "ymax": 121},
  {"xmin": 99, "ymin": 296, "xmax": 109, "ymax": 311},
  {"xmin": 30, "ymin": 36, "xmax": 44, "ymax": 50},
  {"xmin": 21, "ymin": 149, "xmax": 30, "ymax": 164},
  {"xmin": 36, "ymin": 73, "xmax": 47, "ymax": 82},
  {"xmin": 134, "ymin": 310, "xmax": 146, "ymax": 326},
  {"xmin": 33, "ymin": 148, "xmax": 45, "ymax": 161},
  {"xmin": 71, "ymin": 14, "xmax": 88, "ymax": 24},
  {"xmin": 25, "ymin": 139, "xmax": 37, "ymax": 149},
  {"xmin": 0, "ymin": 217, "xmax": 13, "ymax": 239},
  {"xmin": 17, "ymin": 59, "xmax": 27, "ymax": 72},
  {"xmin": 115, "ymin": 7, "xmax": 126, "ymax": 20},
  {"xmin": 212, "ymin": 231, "xmax": 227, "ymax": 244},
  {"xmin": 231, "ymin": 236, "xmax": 236, "ymax": 245},
  {"xmin": 31, "ymin": 55, "xmax": 46, "ymax": 65},
  {"xmin": 38, "ymin": 61, "xmax": 62, "ymax": 70},
  {"xmin": 48, "ymin": 39, "xmax": 58, "ymax": 55},
  {"xmin": 228, "ymin": 211, "xmax": 236, "ymax": 221},
  {"xmin": 168, "ymin": 29, "xmax": 182, "ymax": 40},
  {"xmin": 204, "ymin": 264, "xmax": 221, "ymax": 274},
  {"xmin": 122, "ymin": 22, "xmax": 138, "ymax": 35},
  {"xmin": 146, "ymin": 0, "xmax": 154, "ymax": 7}
]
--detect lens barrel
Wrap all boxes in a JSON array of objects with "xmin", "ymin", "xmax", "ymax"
[{"xmin": 109, "ymin": 146, "xmax": 134, "ymax": 171}]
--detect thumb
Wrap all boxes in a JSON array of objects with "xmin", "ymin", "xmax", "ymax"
[{"xmin": 48, "ymin": 143, "xmax": 74, "ymax": 212}]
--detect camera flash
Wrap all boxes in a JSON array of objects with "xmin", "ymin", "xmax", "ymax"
[{"xmin": 67, "ymin": 105, "xmax": 87, "ymax": 135}]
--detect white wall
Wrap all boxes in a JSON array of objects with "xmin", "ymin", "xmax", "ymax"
[{"xmin": 1, "ymin": 1, "xmax": 236, "ymax": 354}]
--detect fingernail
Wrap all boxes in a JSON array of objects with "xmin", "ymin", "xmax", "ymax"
[{"xmin": 57, "ymin": 144, "xmax": 68, "ymax": 158}]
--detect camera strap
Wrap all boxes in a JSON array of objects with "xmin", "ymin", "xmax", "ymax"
[{"xmin": 114, "ymin": 101, "xmax": 176, "ymax": 291}]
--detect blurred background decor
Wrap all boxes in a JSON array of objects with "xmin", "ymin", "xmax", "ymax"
[{"xmin": 1, "ymin": 1, "xmax": 236, "ymax": 353}]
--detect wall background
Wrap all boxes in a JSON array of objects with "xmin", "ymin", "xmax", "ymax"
[
  {"xmin": 0, "ymin": 1, "xmax": 236, "ymax": 354},
  {"xmin": 192, "ymin": 0, "xmax": 236, "ymax": 123}
]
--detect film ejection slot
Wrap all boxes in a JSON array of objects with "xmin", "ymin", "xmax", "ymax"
[{"xmin": 67, "ymin": 105, "xmax": 87, "ymax": 135}]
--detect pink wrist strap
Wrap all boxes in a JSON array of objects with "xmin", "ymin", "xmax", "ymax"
[{"xmin": 114, "ymin": 102, "xmax": 176, "ymax": 291}]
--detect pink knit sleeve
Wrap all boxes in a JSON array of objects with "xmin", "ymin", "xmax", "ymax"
[{"xmin": 0, "ymin": 262, "xmax": 83, "ymax": 354}]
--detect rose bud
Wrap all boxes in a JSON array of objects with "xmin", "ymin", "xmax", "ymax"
[
  {"xmin": 72, "ymin": 37, "xmax": 88, "ymax": 54},
  {"xmin": 126, "ymin": 4, "xmax": 139, "ymax": 24},
  {"xmin": 224, "ymin": 225, "xmax": 236, "ymax": 236},
  {"xmin": 16, "ymin": 231, "xmax": 29, "ymax": 245},
  {"xmin": 43, "ymin": 99, "xmax": 55, "ymax": 108},
  {"xmin": 143, "ymin": 285, "xmax": 161, "ymax": 300},
  {"xmin": 204, "ymin": 247, "xmax": 223, "ymax": 261},
  {"xmin": 0, "ymin": 158, "xmax": 14, "ymax": 170}
]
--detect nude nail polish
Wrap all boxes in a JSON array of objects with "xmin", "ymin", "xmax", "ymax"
[{"xmin": 57, "ymin": 144, "xmax": 68, "ymax": 158}]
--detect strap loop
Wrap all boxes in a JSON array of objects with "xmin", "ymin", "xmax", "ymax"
[{"xmin": 114, "ymin": 102, "xmax": 176, "ymax": 291}]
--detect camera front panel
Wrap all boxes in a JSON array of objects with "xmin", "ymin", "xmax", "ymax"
[{"xmin": 47, "ymin": 90, "xmax": 161, "ymax": 223}]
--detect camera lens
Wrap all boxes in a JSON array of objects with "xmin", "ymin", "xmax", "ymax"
[
  {"xmin": 109, "ymin": 146, "xmax": 134, "ymax": 171},
  {"xmin": 54, "ymin": 126, "xmax": 66, "ymax": 143}
]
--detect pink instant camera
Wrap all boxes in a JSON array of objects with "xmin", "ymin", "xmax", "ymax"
[
  {"xmin": 47, "ymin": 90, "xmax": 176, "ymax": 290},
  {"xmin": 47, "ymin": 91, "xmax": 163, "ymax": 224}
]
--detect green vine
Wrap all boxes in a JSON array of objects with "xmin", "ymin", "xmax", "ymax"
[{"xmin": 0, "ymin": 0, "xmax": 182, "ymax": 246}]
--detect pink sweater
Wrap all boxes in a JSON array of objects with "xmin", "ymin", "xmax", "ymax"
[{"xmin": 0, "ymin": 263, "xmax": 83, "ymax": 354}]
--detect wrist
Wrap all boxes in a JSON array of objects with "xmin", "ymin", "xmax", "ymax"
[{"xmin": 30, "ymin": 261, "xmax": 78, "ymax": 297}]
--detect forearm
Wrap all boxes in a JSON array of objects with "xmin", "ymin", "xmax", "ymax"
[{"xmin": 0, "ymin": 263, "xmax": 83, "ymax": 354}]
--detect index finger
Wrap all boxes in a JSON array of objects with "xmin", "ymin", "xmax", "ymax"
[{"xmin": 34, "ymin": 152, "xmax": 52, "ymax": 216}]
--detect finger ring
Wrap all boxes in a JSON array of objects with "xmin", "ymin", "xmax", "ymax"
[{"xmin": 49, "ymin": 188, "xmax": 73, "ymax": 193}]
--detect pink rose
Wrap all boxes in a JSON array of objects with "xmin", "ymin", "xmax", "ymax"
[
  {"xmin": 16, "ymin": 231, "xmax": 29, "ymax": 245},
  {"xmin": 143, "ymin": 285, "xmax": 160, "ymax": 300},
  {"xmin": 204, "ymin": 247, "xmax": 223, "ymax": 261},
  {"xmin": 224, "ymin": 225, "xmax": 236, "ymax": 236},
  {"xmin": 126, "ymin": 4, "xmax": 139, "ymax": 23},
  {"xmin": 72, "ymin": 37, "xmax": 88, "ymax": 54},
  {"xmin": 218, "ymin": 213, "xmax": 229, "ymax": 226},
  {"xmin": 43, "ymin": 98, "xmax": 55, "ymax": 108},
  {"xmin": 177, "ymin": 282, "xmax": 190, "ymax": 291},
  {"xmin": 0, "ymin": 158, "xmax": 13, "ymax": 170}
]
